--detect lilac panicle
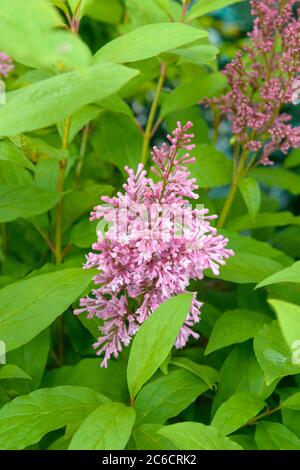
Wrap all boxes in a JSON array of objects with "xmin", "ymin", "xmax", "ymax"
[
  {"xmin": 0, "ymin": 52, "xmax": 14, "ymax": 78},
  {"xmin": 206, "ymin": 0, "xmax": 300, "ymax": 165},
  {"xmin": 75, "ymin": 122, "xmax": 234, "ymax": 367}
]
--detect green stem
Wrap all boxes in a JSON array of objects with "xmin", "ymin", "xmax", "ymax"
[
  {"xmin": 212, "ymin": 111, "xmax": 220, "ymax": 146},
  {"xmin": 54, "ymin": 117, "xmax": 70, "ymax": 367},
  {"xmin": 217, "ymin": 149, "xmax": 246, "ymax": 229},
  {"xmin": 180, "ymin": 0, "xmax": 192, "ymax": 22},
  {"xmin": 217, "ymin": 179, "xmax": 239, "ymax": 229},
  {"xmin": 244, "ymin": 151, "xmax": 258, "ymax": 175},
  {"xmin": 73, "ymin": 0, "xmax": 82, "ymax": 19},
  {"xmin": 54, "ymin": 116, "xmax": 70, "ymax": 264},
  {"xmin": 245, "ymin": 405, "xmax": 281, "ymax": 427},
  {"xmin": 130, "ymin": 396, "xmax": 135, "ymax": 407},
  {"xmin": 54, "ymin": 162, "xmax": 66, "ymax": 264},
  {"xmin": 32, "ymin": 220, "xmax": 55, "ymax": 253},
  {"xmin": 140, "ymin": 0, "xmax": 190, "ymax": 166},
  {"xmin": 140, "ymin": 63, "xmax": 167, "ymax": 166},
  {"xmin": 74, "ymin": 123, "xmax": 90, "ymax": 188}
]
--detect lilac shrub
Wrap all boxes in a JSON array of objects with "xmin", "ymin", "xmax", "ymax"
[
  {"xmin": 207, "ymin": 0, "xmax": 300, "ymax": 166},
  {"xmin": 75, "ymin": 122, "xmax": 234, "ymax": 367}
]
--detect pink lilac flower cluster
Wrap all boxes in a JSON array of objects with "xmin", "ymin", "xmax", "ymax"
[
  {"xmin": 0, "ymin": 52, "xmax": 14, "ymax": 78},
  {"xmin": 75, "ymin": 122, "xmax": 234, "ymax": 367},
  {"xmin": 206, "ymin": 0, "xmax": 300, "ymax": 165}
]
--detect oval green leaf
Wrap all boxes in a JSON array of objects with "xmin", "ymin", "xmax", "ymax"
[
  {"xmin": 127, "ymin": 293, "xmax": 193, "ymax": 399},
  {"xmin": 69, "ymin": 402, "xmax": 135, "ymax": 450}
]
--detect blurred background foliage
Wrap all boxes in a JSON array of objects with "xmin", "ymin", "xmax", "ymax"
[{"xmin": 4, "ymin": 0, "xmax": 299, "ymax": 271}]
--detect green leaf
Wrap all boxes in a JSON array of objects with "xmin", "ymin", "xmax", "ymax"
[
  {"xmin": 252, "ymin": 167, "xmax": 300, "ymax": 196},
  {"xmin": 7, "ymin": 329, "xmax": 50, "ymax": 390},
  {"xmin": 169, "ymin": 357, "xmax": 219, "ymax": 389},
  {"xmin": 97, "ymin": 95, "xmax": 133, "ymax": 118},
  {"xmin": 158, "ymin": 422, "xmax": 242, "ymax": 450},
  {"xmin": 196, "ymin": 302, "xmax": 221, "ymax": 337},
  {"xmin": 213, "ymin": 342, "xmax": 278, "ymax": 413},
  {"xmin": 94, "ymin": 23, "xmax": 207, "ymax": 64},
  {"xmin": 0, "ymin": 365, "xmax": 31, "ymax": 381},
  {"xmin": 0, "ymin": 385, "xmax": 109, "ymax": 450},
  {"xmin": 206, "ymin": 309, "xmax": 270, "ymax": 355},
  {"xmin": 0, "ymin": 186, "xmax": 61, "ymax": 223},
  {"xmin": 256, "ymin": 262, "xmax": 300, "ymax": 289},
  {"xmin": 280, "ymin": 392, "xmax": 300, "ymax": 411},
  {"xmin": 11, "ymin": 134, "xmax": 68, "ymax": 162},
  {"xmin": 282, "ymin": 392, "xmax": 300, "ymax": 411},
  {"xmin": 170, "ymin": 45, "xmax": 219, "ymax": 66},
  {"xmin": 279, "ymin": 389, "xmax": 300, "ymax": 438},
  {"xmin": 239, "ymin": 177, "xmax": 261, "ymax": 218},
  {"xmin": 62, "ymin": 184, "xmax": 114, "ymax": 231},
  {"xmin": 91, "ymin": 113, "xmax": 143, "ymax": 173},
  {"xmin": 211, "ymin": 392, "xmax": 265, "ymax": 436},
  {"xmin": 48, "ymin": 424, "xmax": 77, "ymax": 450},
  {"xmin": 0, "ymin": 387, "xmax": 10, "ymax": 408},
  {"xmin": 134, "ymin": 369, "xmax": 208, "ymax": 426},
  {"xmin": 220, "ymin": 229, "xmax": 285, "ymax": 260},
  {"xmin": 69, "ymin": 402, "xmax": 135, "ymax": 450},
  {"xmin": 126, "ymin": 0, "xmax": 169, "ymax": 27},
  {"xmin": 0, "ymin": 64, "xmax": 138, "ymax": 137},
  {"xmin": 0, "ymin": 1, "xmax": 59, "ymax": 42},
  {"xmin": 272, "ymin": 227, "xmax": 300, "ymax": 258},
  {"xmin": 155, "ymin": 0, "xmax": 174, "ymax": 16},
  {"xmin": 0, "ymin": 162, "xmax": 33, "ymax": 186},
  {"xmin": 57, "ymin": 105, "xmax": 101, "ymax": 144},
  {"xmin": 166, "ymin": 107, "xmax": 210, "ymax": 146},
  {"xmin": 68, "ymin": 0, "xmax": 94, "ymax": 18},
  {"xmin": 254, "ymin": 321, "xmax": 300, "ymax": 385},
  {"xmin": 0, "ymin": 140, "xmax": 34, "ymax": 170},
  {"xmin": 134, "ymin": 424, "xmax": 178, "ymax": 450},
  {"xmin": 255, "ymin": 422, "xmax": 300, "ymax": 450},
  {"xmin": 229, "ymin": 434, "xmax": 258, "ymax": 450},
  {"xmin": 284, "ymin": 148, "xmax": 300, "ymax": 169},
  {"xmin": 187, "ymin": 0, "xmax": 243, "ymax": 21},
  {"xmin": 160, "ymin": 352, "xmax": 171, "ymax": 375},
  {"xmin": 160, "ymin": 73, "xmax": 227, "ymax": 120},
  {"xmin": 0, "ymin": 3, "xmax": 91, "ymax": 72},
  {"xmin": 206, "ymin": 252, "xmax": 284, "ymax": 284},
  {"xmin": 0, "ymin": 0, "xmax": 93, "ymax": 71},
  {"xmin": 0, "ymin": 268, "xmax": 93, "ymax": 351},
  {"xmin": 70, "ymin": 218, "xmax": 98, "ymax": 248},
  {"xmin": 268, "ymin": 299, "xmax": 300, "ymax": 362},
  {"xmin": 191, "ymin": 145, "xmax": 232, "ymax": 188},
  {"xmin": 266, "ymin": 280, "xmax": 300, "ymax": 307},
  {"xmin": 127, "ymin": 293, "xmax": 193, "ymax": 399},
  {"xmin": 43, "ymin": 358, "xmax": 128, "ymax": 403},
  {"xmin": 35, "ymin": 160, "xmax": 59, "ymax": 192},
  {"xmin": 52, "ymin": 0, "xmax": 69, "ymax": 15},
  {"xmin": 228, "ymin": 212, "xmax": 300, "ymax": 231},
  {"xmin": 84, "ymin": 0, "xmax": 123, "ymax": 24}
]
